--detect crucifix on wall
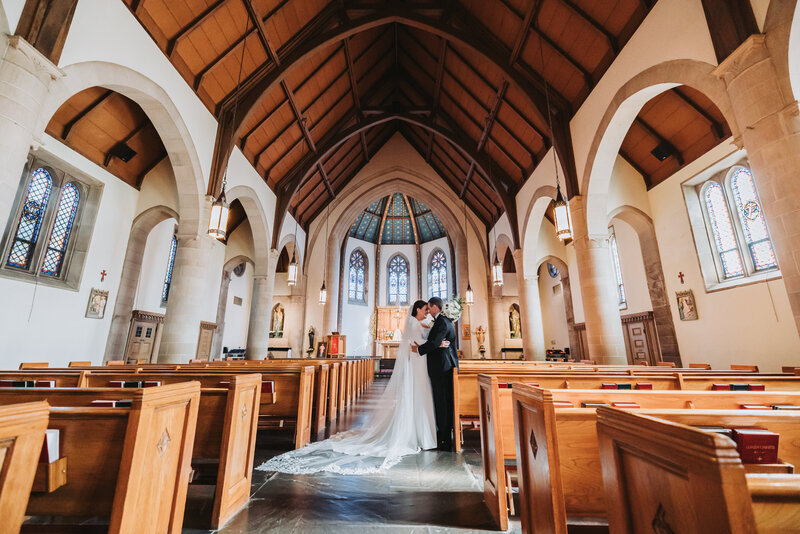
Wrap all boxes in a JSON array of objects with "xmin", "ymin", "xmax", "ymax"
[{"xmin": 678, "ymin": 272, "xmax": 685, "ymax": 284}]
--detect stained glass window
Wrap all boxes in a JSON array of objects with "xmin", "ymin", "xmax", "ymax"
[
  {"xmin": 729, "ymin": 168, "xmax": 777, "ymax": 271},
  {"xmin": 703, "ymin": 181, "xmax": 744, "ymax": 278},
  {"xmin": 609, "ymin": 231, "xmax": 626, "ymax": 306},
  {"xmin": 40, "ymin": 183, "xmax": 80, "ymax": 277},
  {"xmin": 430, "ymin": 249, "xmax": 448, "ymax": 299},
  {"xmin": 161, "ymin": 235, "xmax": 177, "ymax": 304},
  {"xmin": 348, "ymin": 249, "xmax": 366, "ymax": 303},
  {"xmin": 6, "ymin": 168, "xmax": 52, "ymax": 270},
  {"xmin": 388, "ymin": 254, "xmax": 409, "ymax": 305}
]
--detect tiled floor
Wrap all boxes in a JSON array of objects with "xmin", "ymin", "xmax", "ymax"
[{"xmin": 186, "ymin": 380, "xmax": 521, "ymax": 533}]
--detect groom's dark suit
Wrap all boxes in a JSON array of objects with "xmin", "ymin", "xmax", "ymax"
[{"xmin": 417, "ymin": 313, "xmax": 459, "ymax": 450}]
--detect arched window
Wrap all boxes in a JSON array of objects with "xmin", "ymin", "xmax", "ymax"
[
  {"xmin": 348, "ymin": 249, "xmax": 367, "ymax": 304},
  {"xmin": 6, "ymin": 168, "xmax": 52, "ymax": 270},
  {"xmin": 387, "ymin": 254, "xmax": 409, "ymax": 305},
  {"xmin": 703, "ymin": 181, "xmax": 744, "ymax": 279},
  {"xmin": 609, "ymin": 229, "xmax": 626, "ymax": 307},
  {"xmin": 429, "ymin": 249, "xmax": 448, "ymax": 299},
  {"xmin": 41, "ymin": 183, "xmax": 80, "ymax": 277},
  {"xmin": 161, "ymin": 235, "xmax": 177, "ymax": 304},
  {"xmin": 728, "ymin": 167, "xmax": 777, "ymax": 272}
]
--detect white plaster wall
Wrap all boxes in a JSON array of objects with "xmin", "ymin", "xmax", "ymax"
[
  {"xmin": 611, "ymin": 219, "xmax": 652, "ymax": 314},
  {"xmin": 538, "ymin": 263, "xmax": 570, "ymax": 351},
  {"xmin": 0, "ymin": 0, "xmax": 23, "ymax": 33},
  {"xmin": 221, "ymin": 261, "xmax": 253, "ymax": 352},
  {"xmin": 501, "ymin": 271, "xmax": 519, "ymax": 297},
  {"xmin": 341, "ymin": 239, "xmax": 376, "ymax": 355},
  {"xmin": 225, "ymin": 220, "xmax": 255, "ymax": 265},
  {"xmin": 0, "ymin": 138, "xmax": 138, "ymax": 368},
  {"xmin": 607, "ymin": 158, "xmax": 653, "ymax": 219},
  {"xmin": 378, "ymin": 245, "xmax": 418, "ymax": 306},
  {"xmin": 420, "ymin": 237, "xmax": 451, "ymax": 298},
  {"xmin": 135, "ymin": 159, "xmax": 179, "ymax": 217},
  {"xmin": 133, "ymin": 218, "xmax": 176, "ymax": 313}
]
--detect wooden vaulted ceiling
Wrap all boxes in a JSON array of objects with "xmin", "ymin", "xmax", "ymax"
[
  {"xmin": 124, "ymin": 0, "xmax": 656, "ymax": 232},
  {"xmin": 618, "ymin": 85, "xmax": 731, "ymax": 189},
  {"xmin": 45, "ymin": 87, "xmax": 167, "ymax": 189}
]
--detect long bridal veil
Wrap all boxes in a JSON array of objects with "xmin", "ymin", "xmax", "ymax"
[{"xmin": 257, "ymin": 314, "xmax": 428, "ymax": 475}]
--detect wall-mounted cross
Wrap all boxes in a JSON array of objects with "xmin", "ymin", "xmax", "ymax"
[
  {"xmin": 100, "ymin": 269, "xmax": 107, "ymax": 282},
  {"xmin": 678, "ymin": 272, "xmax": 685, "ymax": 284}
]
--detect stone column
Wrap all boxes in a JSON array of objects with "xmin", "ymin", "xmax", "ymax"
[
  {"xmin": 571, "ymin": 197, "xmax": 627, "ymax": 364},
  {"xmin": 210, "ymin": 270, "xmax": 232, "ymax": 359},
  {"xmin": 488, "ymin": 291, "xmax": 506, "ymax": 359},
  {"xmin": 158, "ymin": 234, "xmax": 223, "ymax": 363},
  {"xmin": 714, "ymin": 35, "xmax": 800, "ymax": 338},
  {"xmin": 0, "ymin": 36, "xmax": 63, "ymax": 231},
  {"xmin": 322, "ymin": 238, "xmax": 340, "ymax": 335},
  {"xmin": 513, "ymin": 249, "xmax": 545, "ymax": 360},
  {"xmin": 559, "ymin": 274, "xmax": 581, "ymax": 358},
  {"xmin": 246, "ymin": 248, "xmax": 279, "ymax": 360}
]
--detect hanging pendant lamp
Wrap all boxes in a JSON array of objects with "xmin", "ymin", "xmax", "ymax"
[
  {"xmin": 462, "ymin": 202, "xmax": 474, "ymax": 305},
  {"xmin": 319, "ymin": 205, "xmax": 329, "ymax": 305},
  {"xmin": 287, "ymin": 220, "xmax": 299, "ymax": 285},
  {"xmin": 491, "ymin": 226, "xmax": 503, "ymax": 287}
]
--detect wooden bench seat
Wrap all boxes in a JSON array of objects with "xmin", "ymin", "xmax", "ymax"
[
  {"xmin": 0, "ymin": 401, "xmax": 50, "ymax": 533},
  {"xmin": 507, "ymin": 383, "xmax": 800, "ymax": 533},
  {"xmin": 0, "ymin": 371, "xmax": 86, "ymax": 387},
  {"xmin": 597, "ymin": 406, "xmax": 800, "ymax": 534},
  {"xmin": 19, "ymin": 382, "xmax": 200, "ymax": 533},
  {"xmin": 0, "ymin": 374, "xmax": 261, "ymax": 528}
]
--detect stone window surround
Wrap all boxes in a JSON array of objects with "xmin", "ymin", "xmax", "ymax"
[
  {"xmin": 427, "ymin": 247, "xmax": 449, "ymax": 300},
  {"xmin": 0, "ymin": 152, "xmax": 102, "ymax": 291},
  {"xmin": 347, "ymin": 247, "xmax": 369, "ymax": 306},
  {"xmin": 682, "ymin": 149, "xmax": 780, "ymax": 292}
]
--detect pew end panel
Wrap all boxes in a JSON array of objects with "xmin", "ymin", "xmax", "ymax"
[
  {"xmin": 746, "ymin": 474, "xmax": 800, "ymax": 532},
  {"xmin": 0, "ymin": 401, "xmax": 50, "ymax": 533},
  {"xmin": 477, "ymin": 374, "xmax": 508, "ymax": 531},
  {"xmin": 596, "ymin": 406, "xmax": 758, "ymax": 534}
]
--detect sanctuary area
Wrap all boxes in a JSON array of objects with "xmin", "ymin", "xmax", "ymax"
[{"xmin": 1, "ymin": 0, "xmax": 800, "ymax": 533}]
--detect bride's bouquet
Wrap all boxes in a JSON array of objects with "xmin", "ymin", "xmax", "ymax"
[{"xmin": 441, "ymin": 296, "xmax": 464, "ymax": 322}]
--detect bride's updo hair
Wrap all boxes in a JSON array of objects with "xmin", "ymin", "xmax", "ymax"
[{"xmin": 410, "ymin": 300, "xmax": 428, "ymax": 317}]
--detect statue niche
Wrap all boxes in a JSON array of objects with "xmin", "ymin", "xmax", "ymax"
[
  {"xmin": 509, "ymin": 303, "xmax": 522, "ymax": 339},
  {"xmin": 270, "ymin": 303, "xmax": 284, "ymax": 338}
]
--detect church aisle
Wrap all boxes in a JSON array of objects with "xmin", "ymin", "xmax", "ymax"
[{"xmin": 186, "ymin": 379, "xmax": 520, "ymax": 533}]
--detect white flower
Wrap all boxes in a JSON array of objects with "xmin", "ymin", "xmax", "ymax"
[{"xmin": 441, "ymin": 297, "xmax": 464, "ymax": 322}]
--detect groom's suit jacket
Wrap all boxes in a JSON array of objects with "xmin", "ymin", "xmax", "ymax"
[{"xmin": 417, "ymin": 313, "xmax": 459, "ymax": 376}]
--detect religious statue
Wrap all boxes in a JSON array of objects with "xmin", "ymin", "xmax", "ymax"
[
  {"xmin": 509, "ymin": 305, "xmax": 521, "ymax": 339},
  {"xmin": 271, "ymin": 304, "xmax": 284, "ymax": 337},
  {"xmin": 475, "ymin": 325, "xmax": 487, "ymax": 358},
  {"xmin": 307, "ymin": 327, "xmax": 316, "ymax": 356}
]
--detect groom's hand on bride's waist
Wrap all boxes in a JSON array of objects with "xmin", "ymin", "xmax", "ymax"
[{"xmin": 411, "ymin": 343, "xmax": 418, "ymax": 353}]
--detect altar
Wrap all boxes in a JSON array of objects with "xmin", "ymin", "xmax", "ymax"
[
  {"xmin": 376, "ymin": 340, "xmax": 400, "ymax": 359},
  {"xmin": 373, "ymin": 306, "xmax": 406, "ymax": 358}
]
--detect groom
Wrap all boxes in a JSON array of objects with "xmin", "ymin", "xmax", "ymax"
[{"xmin": 414, "ymin": 296, "xmax": 459, "ymax": 451}]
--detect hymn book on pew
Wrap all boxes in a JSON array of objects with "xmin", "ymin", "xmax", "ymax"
[{"xmin": 40, "ymin": 429, "xmax": 59, "ymax": 463}]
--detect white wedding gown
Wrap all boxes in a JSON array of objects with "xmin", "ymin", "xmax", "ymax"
[{"xmin": 256, "ymin": 315, "xmax": 437, "ymax": 475}]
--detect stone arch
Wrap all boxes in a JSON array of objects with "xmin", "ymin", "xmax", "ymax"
[
  {"xmin": 535, "ymin": 254, "xmax": 579, "ymax": 358},
  {"xmin": 225, "ymin": 184, "xmax": 271, "ymax": 275},
  {"xmin": 607, "ymin": 204, "xmax": 681, "ymax": 365},
  {"xmin": 277, "ymin": 233, "xmax": 303, "ymax": 272},
  {"xmin": 581, "ymin": 59, "xmax": 739, "ymax": 237},
  {"xmin": 764, "ymin": 0, "xmax": 800, "ymax": 102},
  {"xmin": 521, "ymin": 186, "xmax": 559, "ymax": 278},
  {"xmin": 103, "ymin": 204, "xmax": 180, "ymax": 361},
  {"xmin": 36, "ymin": 61, "xmax": 206, "ymax": 236},
  {"xmin": 211, "ymin": 254, "xmax": 255, "ymax": 359}
]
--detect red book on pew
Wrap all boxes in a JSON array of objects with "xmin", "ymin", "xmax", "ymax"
[
  {"xmin": 612, "ymin": 402, "xmax": 640, "ymax": 409},
  {"xmin": 712, "ymin": 384, "xmax": 731, "ymax": 391},
  {"xmin": 635, "ymin": 383, "xmax": 653, "ymax": 390},
  {"xmin": 748, "ymin": 384, "xmax": 766, "ymax": 391},
  {"xmin": 143, "ymin": 381, "xmax": 161, "ymax": 387},
  {"xmin": 91, "ymin": 400, "xmax": 133, "ymax": 407},
  {"xmin": 35, "ymin": 380, "xmax": 55, "ymax": 388},
  {"xmin": 108, "ymin": 381, "xmax": 125, "ymax": 388},
  {"xmin": 262, "ymin": 381, "xmax": 275, "ymax": 394},
  {"xmin": 740, "ymin": 404, "xmax": 770, "ymax": 410},
  {"xmin": 498, "ymin": 383, "xmax": 512, "ymax": 389},
  {"xmin": 39, "ymin": 429, "xmax": 59, "ymax": 463},
  {"xmin": 601, "ymin": 383, "xmax": 618, "ymax": 389},
  {"xmin": 0, "ymin": 380, "xmax": 34, "ymax": 387},
  {"xmin": 733, "ymin": 428, "xmax": 779, "ymax": 463}
]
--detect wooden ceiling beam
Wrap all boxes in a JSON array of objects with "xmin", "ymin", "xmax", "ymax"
[
  {"xmin": 509, "ymin": 0, "xmax": 540, "ymax": 65},
  {"xmin": 243, "ymin": 0, "xmax": 280, "ymax": 65},
  {"xmin": 672, "ymin": 87, "xmax": 726, "ymax": 139},
  {"xmin": 342, "ymin": 34, "xmax": 370, "ymax": 161},
  {"xmin": 461, "ymin": 80, "xmax": 509, "ymax": 198},
  {"xmin": 135, "ymin": 152, "xmax": 167, "ymax": 189},
  {"xmin": 531, "ymin": 28, "xmax": 592, "ymax": 86},
  {"xmin": 165, "ymin": 0, "xmax": 228, "ymax": 57},
  {"xmin": 426, "ymin": 37, "xmax": 448, "ymax": 161},
  {"xmin": 618, "ymin": 148, "xmax": 651, "ymax": 186},
  {"xmin": 551, "ymin": 0, "xmax": 619, "ymax": 53},
  {"xmin": 635, "ymin": 117, "xmax": 684, "ymax": 165},
  {"xmin": 61, "ymin": 90, "xmax": 113, "ymax": 140}
]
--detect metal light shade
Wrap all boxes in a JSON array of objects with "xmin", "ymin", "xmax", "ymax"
[
  {"xmin": 553, "ymin": 186, "xmax": 572, "ymax": 241},
  {"xmin": 287, "ymin": 251, "xmax": 298, "ymax": 286},
  {"xmin": 465, "ymin": 282, "xmax": 474, "ymax": 306},
  {"xmin": 207, "ymin": 193, "xmax": 229, "ymax": 240},
  {"xmin": 319, "ymin": 280, "xmax": 327, "ymax": 304},
  {"xmin": 492, "ymin": 254, "xmax": 503, "ymax": 287}
]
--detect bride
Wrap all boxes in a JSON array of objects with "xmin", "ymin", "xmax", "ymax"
[{"xmin": 257, "ymin": 300, "xmax": 448, "ymax": 475}]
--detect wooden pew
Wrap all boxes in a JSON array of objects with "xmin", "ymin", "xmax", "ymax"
[
  {"xmin": 596, "ymin": 406, "xmax": 800, "ymax": 534},
  {"xmin": 68, "ymin": 361, "xmax": 91, "ymax": 367},
  {"xmin": 83, "ymin": 367, "xmax": 314, "ymax": 449},
  {"xmin": 0, "ymin": 401, "xmax": 50, "ymax": 533},
  {"xmin": 18, "ymin": 362, "xmax": 48, "ymax": 369},
  {"xmin": 22, "ymin": 382, "xmax": 200, "ymax": 533},
  {"xmin": 456, "ymin": 370, "xmax": 800, "ymax": 451},
  {"xmin": 0, "ymin": 371, "xmax": 86, "ymax": 387},
  {"xmin": 509, "ymin": 384, "xmax": 800, "ymax": 534},
  {"xmin": 0, "ymin": 375, "xmax": 261, "ymax": 529}
]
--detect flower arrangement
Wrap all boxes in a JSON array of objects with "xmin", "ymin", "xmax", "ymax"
[{"xmin": 441, "ymin": 296, "xmax": 464, "ymax": 322}]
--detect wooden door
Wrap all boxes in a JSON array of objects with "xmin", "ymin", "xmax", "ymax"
[
  {"xmin": 621, "ymin": 312, "xmax": 658, "ymax": 366},
  {"xmin": 196, "ymin": 321, "xmax": 217, "ymax": 360},
  {"xmin": 124, "ymin": 311, "xmax": 164, "ymax": 363}
]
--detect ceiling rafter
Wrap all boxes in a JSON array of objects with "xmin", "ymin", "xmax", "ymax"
[
  {"xmin": 342, "ymin": 34, "xmax": 370, "ymax": 161},
  {"xmin": 426, "ymin": 37, "xmax": 448, "ymax": 161},
  {"xmin": 509, "ymin": 0, "xmax": 540, "ymax": 65},
  {"xmin": 551, "ymin": 0, "xmax": 619, "ymax": 53},
  {"xmin": 619, "ymin": 148, "xmax": 651, "ymax": 186},
  {"xmin": 61, "ymin": 89, "xmax": 113, "ymax": 140},
  {"xmin": 461, "ymin": 80, "xmax": 508, "ymax": 198},
  {"xmin": 165, "ymin": 0, "xmax": 228, "ymax": 57},
  {"xmin": 635, "ymin": 117, "xmax": 685, "ymax": 166},
  {"xmin": 672, "ymin": 87, "xmax": 725, "ymax": 139}
]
